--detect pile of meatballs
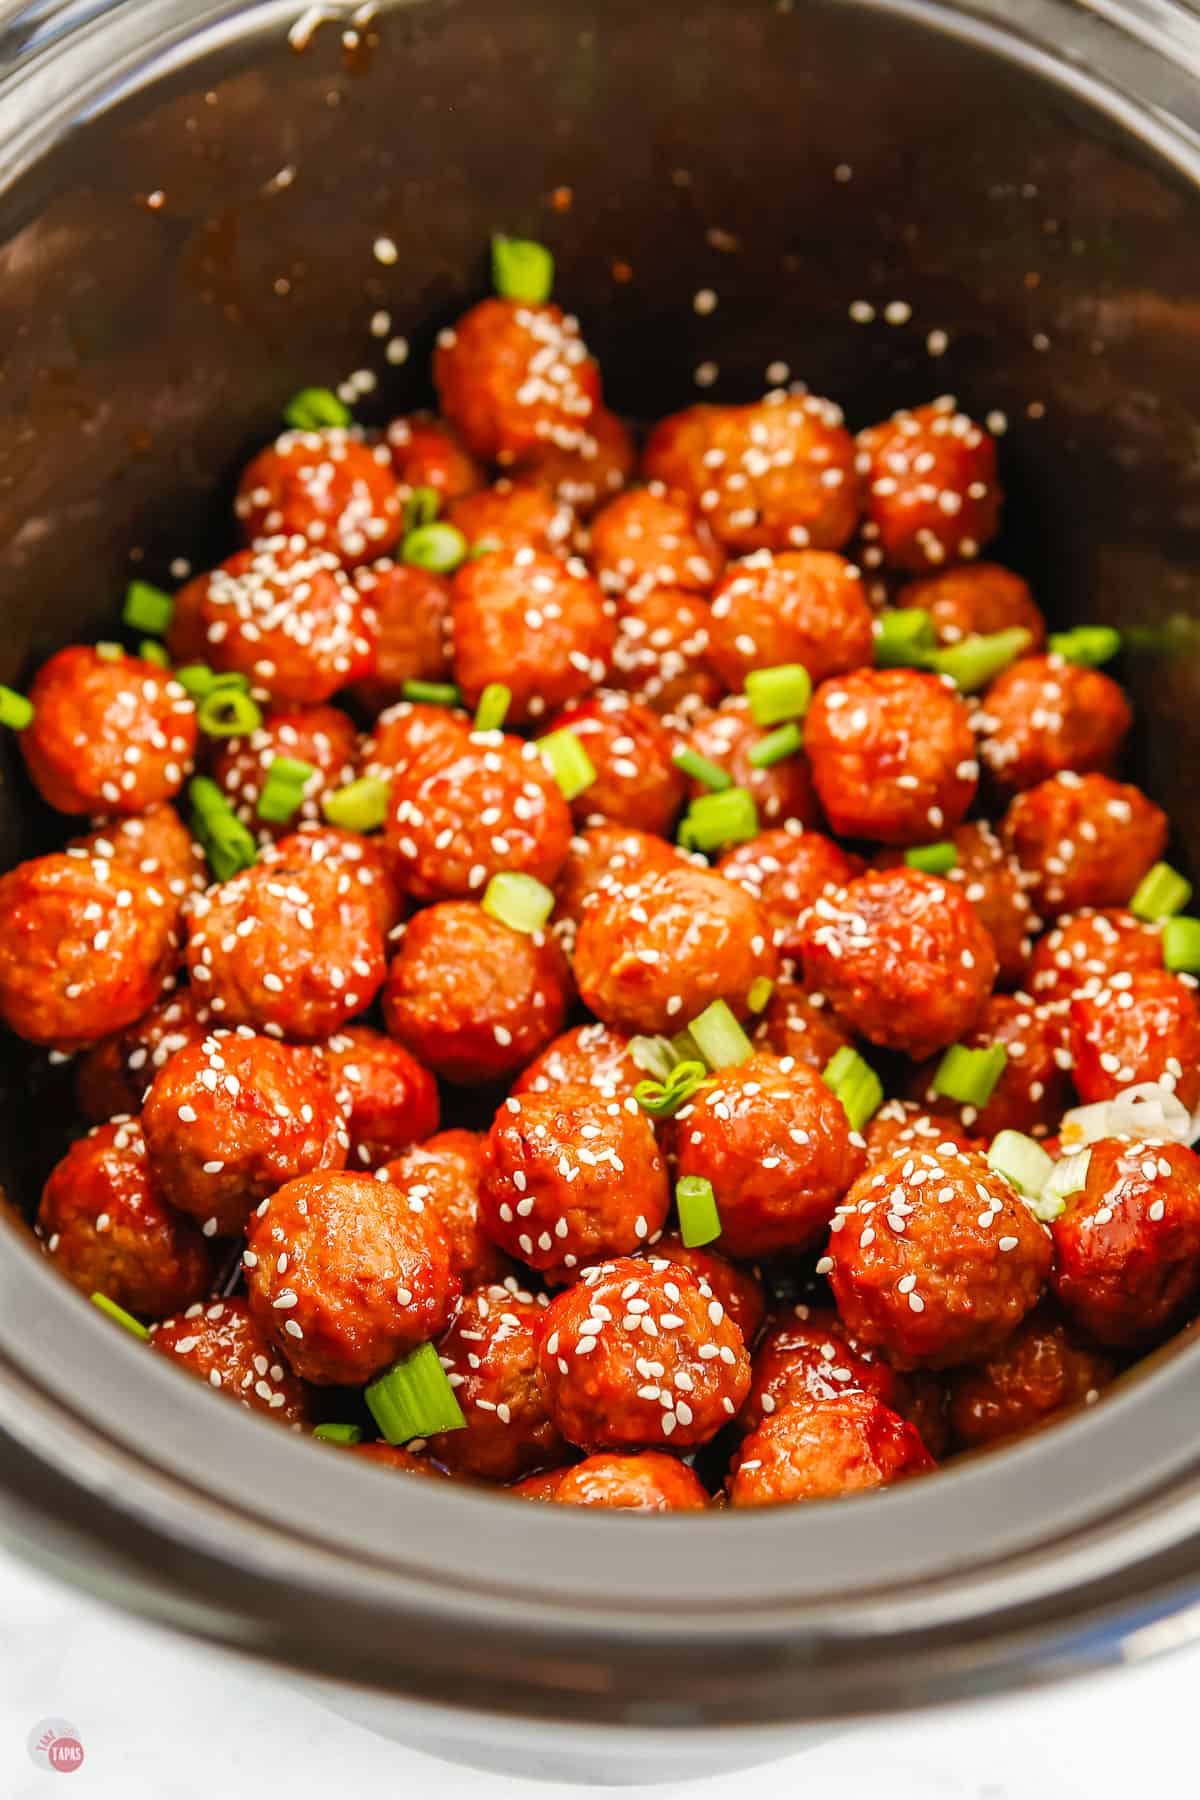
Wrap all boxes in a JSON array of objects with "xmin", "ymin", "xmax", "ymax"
[{"xmin": 0, "ymin": 257, "xmax": 1195, "ymax": 1515}]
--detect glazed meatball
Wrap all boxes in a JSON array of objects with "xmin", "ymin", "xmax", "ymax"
[
  {"xmin": 425, "ymin": 1282, "xmax": 565, "ymax": 1481},
  {"xmin": 447, "ymin": 478, "xmax": 575, "ymax": 557},
  {"xmin": 537, "ymin": 1255, "xmax": 750, "ymax": 1450},
  {"xmin": 509, "ymin": 1466, "xmax": 570, "ymax": 1501},
  {"xmin": 433, "ymin": 297, "xmax": 601, "ymax": 462},
  {"xmin": 857, "ymin": 400, "xmax": 1002, "ymax": 572},
  {"xmin": 727, "ymin": 1392, "xmax": 933, "ymax": 1506},
  {"xmin": 387, "ymin": 730, "xmax": 571, "ymax": 902},
  {"xmin": 1067, "ymin": 969, "xmax": 1200, "ymax": 1112},
  {"xmin": 71, "ymin": 804, "xmax": 208, "ymax": 910},
  {"xmin": 383, "ymin": 901, "xmax": 571, "ymax": 1085},
  {"xmin": 354, "ymin": 1442, "xmax": 449, "ymax": 1478},
  {"xmin": 513, "ymin": 1021, "xmax": 645, "ymax": 1101},
  {"xmin": 361, "ymin": 699, "xmax": 472, "ymax": 784},
  {"xmin": 151, "ymin": 1295, "xmax": 310, "ymax": 1424},
  {"xmin": 77, "ymin": 988, "xmax": 211, "ymax": 1123},
  {"xmin": 544, "ymin": 692, "xmax": 685, "ymax": 834},
  {"xmin": 946, "ymin": 1305, "xmax": 1113, "ymax": 1450},
  {"xmin": 738, "ymin": 1304, "xmax": 906, "ymax": 1436},
  {"xmin": 451, "ymin": 546, "xmax": 613, "ymax": 723},
  {"xmin": 897, "ymin": 562, "xmax": 1046, "ymax": 648},
  {"xmin": 39, "ymin": 1116, "xmax": 212, "ymax": 1318},
  {"xmin": 553, "ymin": 823, "xmax": 683, "ymax": 932},
  {"xmin": 676, "ymin": 1052, "xmax": 865, "ymax": 1258},
  {"xmin": 754, "ymin": 973, "xmax": 854, "ymax": 1074},
  {"xmin": 378, "ymin": 1130, "xmax": 510, "ymax": 1289},
  {"xmin": 609, "ymin": 586, "xmax": 723, "ymax": 721},
  {"xmin": 322, "ymin": 1026, "xmax": 440, "ymax": 1169},
  {"xmin": 21, "ymin": 646, "xmax": 197, "ymax": 816},
  {"xmin": 643, "ymin": 395, "xmax": 860, "ymax": 555},
  {"xmin": 825, "ymin": 1146, "xmax": 1052, "ymax": 1369},
  {"xmin": 0, "ymin": 852, "xmax": 178, "ymax": 1047},
  {"xmin": 350, "ymin": 561, "xmax": 453, "ymax": 712},
  {"xmin": 1051, "ymin": 1137, "xmax": 1200, "ymax": 1348},
  {"xmin": 862, "ymin": 1100, "xmax": 978, "ymax": 1168},
  {"xmin": 480, "ymin": 1087, "xmax": 670, "ymax": 1282},
  {"xmin": 587, "ymin": 486, "xmax": 724, "ymax": 600},
  {"xmin": 913, "ymin": 992, "xmax": 1070, "ymax": 1140},
  {"xmin": 683, "ymin": 697, "xmax": 821, "ymax": 830},
  {"xmin": 805, "ymin": 667, "xmax": 978, "ymax": 845},
  {"xmin": 386, "ymin": 411, "xmax": 483, "ymax": 503},
  {"xmin": 262, "ymin": 825, "xmax": 405, "ymax": 938},
  {"xmin": 875, "ymin": 821, "xmax": 1035, "ymax": 990},
  {"xmin": 142, "ymin": 1032, "xmax": 348, "ymax": 1236},
  {"xmin": 1028, "ymin": 907, "xmax": 1164, "ymax": 1008},
  {"xmin": 515, "ymin": 405, "xmax": 635, "ymax": 515},
  {"xmin": 210, "ymin": 704, "xmax": 358, "ymax": 843},
  {"xmin": 799, "ymin": 867, "xmax": 997, "ymax": 1062},
  {"xmin": 719, "ymin": 828, "xmax": 863, "ymax": 962},
  {"xmin": 553, "ymin": 1453, "xmax": 709, "ymax": 1511},
  {"xmin": 235, "ymin": 428, "xmax": 402, "ymax": 568},
  {"xmin": 707, "ymin": 550, "xmax": 874, "ymax": 690},
  {"xmin": 574, "ymin": 862, "xmax": 779, "ymax": 1036},
  {"xmin": 185, "ymin": 853, "xmax": 386, "ymax": 1041},
  {"xmin": 244, "ymin": 1169, "xmax": 459, "ymax": 1386},
  {"xmin": 975, "ymin": 655, "xmax": 1132, "ymax": 793},
  {"xmin": 649, "ymin": 1233, "xmax": 767, "ymax": 1345},
  {"xmin": 1001, "ymin": 772, "xmax": 1167, "ymax": 917}
]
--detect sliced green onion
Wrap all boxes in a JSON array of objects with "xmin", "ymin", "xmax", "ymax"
[
  {"xmin": 676, "ymin": 1175, "xmax": 721, "ymax": 1249},
  {"xmin": 139, "ymin": 639, "xmax": 171, "ymax": 667},
  {"xmin": 402, "ymin": 522, "xmax": 468, "ymax": 574},
  {"xmin": 365, "ymin": 1340, "xmax": 466, "ymax": 1444},
  {"xmin": 468, "ymin": 537, "xmax": 502, "ymax": 561},
  {"xmin": 671, "ymin": 1027, "xmax": 704, "ymax": 1066},
  {"xmin": 122, "ymin": 579, "xmax": 174, "ymax": 636},
  {"xmin": 987, "ymin": 1129, "xmax": 1054, "ymax": 1198},
  {"xmin": 678, "ymin": 787, "xmax": 758, "ymax": 853},
  {"xmin": 482, "ymin": 871, "xmax": 555, "ymax": 933},
  {"xmin": 536, "ymin": 727, "xmax": 597, "ymax": 801},
  {"xmin": 197, "ymin": 685, "xmax": 263, "ymax": 738},
  {"xmin": 474, "ymin": 683, "xmax": 512, "ymax": 733},
  {"xmin": 874, "ymin": 608, "xmax": 935, "ymax": 669},
  {"xmin": 1047, "ymin": 625, "xmax": 1121, "ymax": 668},
  {"xmin": 189, "ymin": 775, "xmax": 230, "ymax": 823},
  {"xmin": 492, "ymin": 233, "xmax": 555, "ymax": 305},
  {"xmin": 1163, "ymin": 916, "xmax": 1200, "ymax": 974},
  {"xmin": 313, "ymin": 1422, "xmax": 363, "ymax": 1445},
  {"xmin": 689, "ymin": 999, "xmax": 753, "ymax": 1069},
  {"xmin": 0, "ymin": 686, "xmax": 33, "ymax": 730},
  {"xmin": 1035, "ymin": 1147, "xmax": 1092, "ymax": 1221},
  {"xmin": 1130, "ymin": 861, "xmax": 1193, "ymax": 923},
  {"xmin": 256, "ymin": 755, "xmax": 315, "ymax": 824},
  {"xmin": 672, "ymin": 745, "xmax": 732, "ymax": 792},
  {"xmin": 95, "ymin": 641, "xmax": 124, "ymax": 661},
  {"xmin": 629, "ymin": 1035, "xmax": 681, "ymax": 1083},
  {"xmin": 321, "ymin": 776, "xmax": 391, "ymax": 833},
  {"xmin": 634, "ymin": 1061, "xmax": 711, "ymax": 1119},
  {"xmin": 189, "ymin": 777, "xmax": 258, "ymax": 882},
  {"xmin": 403, "ymin": 485, "xmax": 441, "ymax": 533},
  {"xmin": 821, "ymin": 1045, "xmax": 883, "ymax": 1133},
  {"xmin": 905, "ymin": 841, "xmax": 957, "ymax": 875},
  {"xmin": 748, "ymin": 722, "xmax": 803, "ymax": 769},
  {"xmin": 176, "ymin": 663, "xmax": 250, "ymax": 699},
  {"xmin": 91, "ymin": 1293, "xmax": 150, "ymax": 1340},
  {"xmin": 745, "ymin": 663, "xmax": 812, "ymax": 727},
  {"xmin": 932, "ymin": 1042, "xmax": 1008, "ymax": 1107},
  {"xmin": 928, "ymin": 627, "xmax": 1032, "ymax": 692},
  {"xmin": 284, "ymin": 386, "xmax": 351, "ymax": 431},
  {"xmin": 401, "ymin": 679, "xmax": 462, "ymax": 708},
  {"xmin": 747, "ymin": 976, "xmax": 774, "ymax": 1013}
]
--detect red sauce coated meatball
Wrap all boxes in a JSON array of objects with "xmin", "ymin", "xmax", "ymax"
[
  {"xmin": 876, "ymin": 820, "xmax": 1036, "ymax": 989},
  {"xmin": 799, "ymin": 867, "xmax": 997, "ymax": 1061},
  {"xmin": 515, "ymin": 406, "xmax": 635, "ymax": 516},
  {"xmin": 538, "ymin": 1255, "xmax": 750, "ymax": 1451},
  {"xmin": 857, "ymin": 401, "xmax": 1002, "ymax": 572},
  {"xmin": 1067, "ymin": 969, "xmax": 1200, "ymax": 1112},
  {"xmin": 545, "ymin": 692, "xmax": 685, "ymax": 834},
  {"xmin": 262, "ymin": 825, "xmax": 405, "ymax": 938},
  {"xmin": 210, "ymin": 704, "xmax": 358, "ymax": 843},
  {"xmin": 682, "ymin": 697, "xmax": 821, "ymax": 830},
  {"xmin": 737, "ymin": 1304, "xmax": 905, "ymax": 1436},
  {"xmin": 946, "ymin": 1304, "xmax": 1113, "ymax": 1450},
  {"xmin": 587, "ymin": 486, "xmax": 724, "ymax": 600},
  {"xmin": 553, "ymin": 1452, "xmax": 709, "ymax": 1511},
  {"xmin": 708, "ymin": 550, "xmax": 873, "ymax": 690},
  {"xmin": 235, "ymin": 428, "xmax": 402, "ymax": 568},
  {"xmin": 609, "ymin": 586, "xmax": 723, "ymax": 721},
  {"xmin": 719, "ymin": 828, "xmax": 863, "ymax": 962},
  {"xmin": 975, "ymin": 655, "xmax": 1132, "ymax": 793},
  {"xmin": 322, "ymin": 1025, "xmax": 439, "ymax": 1169},
  {"xmin": 386, "ymin": 412, "xmax": 483, "ymax": 503},
  {"xmin": 863, "ymin": 1100, "xmax": 978, "ymax": 1168},
  {"xmin": 650, "ymin": 1233, "xmax": 767, "ymax": 1345},
  {"xmin": 452, "ymin": 546, "xmax": 613, "ymax": 724},
  {"xmin": 513, "ymin": 1021, "xmax": 644, "ymax": 1101},
  {"xmin": 39, "ymin": 1116, "xmax": 212, "ymax": 1318},
  {"xmin": 1002, "ymin": 773, "xmax": 1167, "ymax": 918},
  {"xmin": 553, "ymin": 823, "xmax": 684, "ymax": 932},
  {"xmin": 151, "ymin": 1294, "xmax": 310, "ymax": 1424},
  {"xmin": 244, "ymin": 1169, "xmax": 459, "ymax": 1386},
  {"xmin": 21, "ymin": 647, "xmax": 197, "ymax": 816},
  {"xmin": 897, "ymin": 563, "xmax": 1046, "ymax": 648},
  {"xmin": 434, "ymin": 298, "xmax": 601, "ymax": 462},
  {"xmin": 360, "ymin": 700, "xmax": 472, "ymax": 784},
  {"xmin": 826, "ymin": 1146, "xmax": 1052, "ymax": 1369},
  {"xmin": 1028, "ymin": 908, "xmax": 1163, "ymax": 1008},
  {"xmin": 76, "ymin": 987, "xmax": 211, "ymax": 1123},
  {"xmin": 727, "ymin": 1392, "xmax": 933, "ymax": 1506},
  {"xmin": 353, "ymin": 1442, "xmax": 449, "ymax": 1478},
  {"xmin": 447, "ymin": 478, "xmax": 576, "ymax": 558},
  {"xmin": 350, "ymin": 561, "xmax": 453, "ymax": 712},
  {"xmin": 378, "ymin": 1129, "xmax": 509, "ymax": 1290},
  {"xmin": 70, "ymin": 804, "xmax": 208, "ymax": 910},
  {"xmin": 753, "ymin": 974, "xmax": 854, "ymax": 1074},
  {"xmin": 426, "ymin": 1282, "xmax": 565, "ymax": 1481},
  {"xmin": 913, "ymin": 992, "xmax": 1070, "ymax": 1140}
]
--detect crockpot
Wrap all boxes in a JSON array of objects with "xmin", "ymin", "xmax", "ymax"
[{"xmin": 4, "ymin": 0, "xmax": 1200, "ymax": 1783}]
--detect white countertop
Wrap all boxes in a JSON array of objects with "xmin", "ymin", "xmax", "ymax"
[{"xmin": 0, "ymin": 1540, "xmax": 1194, "ymax": 1798}]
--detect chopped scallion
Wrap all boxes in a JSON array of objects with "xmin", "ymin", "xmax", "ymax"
[
  {"xmin": 748, "ymin": 722, "xmax": 803, "ymax": 768},
  {"xmin": 91, "ymin": 1293, "xmax": 150, "ymax": 1340},
  {"xmin": 678, "ymin": 787, "xmax": 758, "ymax": 853},
  {"xmin": 672, "ymin": 745, "xmax": 732, "ymax": 791},
  {"xmin": 1163, "ymin": 916, "xmax": 1200, "ymax": 974},
  {"xmin": 403, "ymin": 485, "xmax": 441, "ymax": 533},
  {"xmin": 629, "ymin": 1035, "xmax": 681, "ymax": 1083},
  {"xmin": 536, "ymin": 727, "xmax": 597, "ymax": 801},
  {"xmin": 321, "ymin": 776, "xmax": 391, "ymax": 834},
  {"xmin": 745, "ymin": 663, "xmax": 813, "ymax": 727},
  {"xmin": 491, "ymin": 233, "xmax": 555, "ymax": 304},
  {"xmin": 256, "ymin": 756, "xmax": 315, "ymax": 824},
  {"xmin": 1047, "ymin": 625, "xmax": 1121, "ymax": 668},
  {"xmin": 482, "ymin": 871, "xmax": 555, "ymax": 933},
  {"xmin": 931, "ymin": 1042, "xmax": 1008, "ymax": 1107},
  {"xmin": 401, "ymin": 679, "xmax": 462, "ymax": 708},
  {"xmin": 313, "ymin": 1422, "xmax": 363, "ymax": 1445},
  {"xmin": 676, "ymin": 1175, "xmax": 721, "ymax": 1249},
  {"xmin": 689, "ymin": 999, "xmax": 753, "ymax": 1069},
  {"xmin": 365, "ymin": 1340, "xmax": 466, "ymax": 1444},
  {"xmin": 0, "ymin": 686, "xmax": 33, "ymax": 730},
  {"xmin": 95, "ymin": 641, "xmax": 124, "ymax": 661},
  {"xmin": 874, "ymin": 608, "xmax": 935, "ymax": 669},
  {"xmin": 402, "ymin": 521, "xmax": 468, "ymax": 574},
  {"xmin": 139, "ymin": 640, "xmax": 171, "ymax": 667},
  {"xmin": 928, "ymin": 627, "xmax": 1032, "ymax": 692},
  {"xmin": 1130, "ymin": 861, "xmax": 1193, "ymax": 923},
  {"xmin": 1035, "ymin": 1147, "xmax": 1092, "ymax": 1220},
  {"xmin": 747, "ymin": 976, "xmax": 774, "ymax": 1013},
  {"xmin": 634, "ymin": 1060, "xmax": 711, "ymax": 1119},
  {"xmin": 122, "ymin": 579, "xmax": 174, "ymax": 636},
  {"xmin": 197, "ymin": 685, "xmax": 263, "ymax": 738},
  {"xmin": 821, "ymin": 1045, "xmax": 883, "ymax": 1132},
  {"xmin": 284, "ymin": 386, "xmax": 351, "ymax": 432},
  {"xmin": 905, "ymin": 841, "xmax": 957, "ymax": 875},
  {"xmin": 987, "ymin": 1130, "xmax": 1054, "ymax": 1198},
  {"xmin": 474, "ymin": 683, "xmax": 512, "ymax": 733}
]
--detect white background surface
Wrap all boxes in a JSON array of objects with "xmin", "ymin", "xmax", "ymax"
[{"xmin": 0, "ymin": 1542, "xmax": 1196, "ymax": 1799}]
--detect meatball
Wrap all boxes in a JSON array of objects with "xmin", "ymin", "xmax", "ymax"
[
  {"xmin": 862, "ymin": 1099, "xmax": 978, "ymax": 1168},
  {"xmin": 361, "ymin": 699, "xmax": 472, "ymax": 784},
  {"xmin": 805, "ymin": 667, "xmax": 977, "ymax": 845},
  {"xmin": 384, "ymin": 901, "xmax": 571, "ymax": 1085},
  {"xmin": 350, "ymin": 561, "xmax": 453, "ymax": 712},
  {"xmin": 386, "ymin": 411, "xmax": 483, "ymax": 503},
  {"xmin": 707, "ymin": 550, "xmax": 874, "ymax": 690},
  {"xmin": 262, "ymin": 825, "xmax": 405, "ymax": 938},
  {"xmin": 975, "ymin": 655, "xmax": 1132, "ymax": 793},
  {"xmin": 235, "ymin": 428, "xmax": 402, "ymax": 568},
  {"xmin": 70, "ymin": 804, "xmax": 208, "ymax": 909},
  {"xmin": 946, "ymin": 1305, "xmax": 1113, "ymax": 1450},
  {"xmin": 509, "ymin": 1467, "xmax": 570, "ymax": 1501},
  {"xmin": 210, "ymin": 704, "xmax": 358, "ymax": 843},
  {"xmin": 609, "ymin": 586, "xmax": 723, "ymax": 721},
  {"xmin": 1028, "ymin": 907, "xmax": 1164, "ymax": 1008},
  {"xmin": 719, "ymin": 828, "xmax": 863, "ymax": 962},
  {"xmin": 387, "ymin": 730, "xmax": 571, "ymax": 902},
  {"xmin": 515, "ymin": 406, "xmax": 635, "ymax": 515},
  {"xmin": 151, "ymin": 1295, "xmax": 310, "ymax": 1424},
  {"xmin": 378, "ymin": 1130, "xmax": 510, "ymax": 1289},
  {"xmin": 77, "ymin": 988, "xmax": 211, "ymax": 1123},
  {"xmin": 683, "ymin": 697, "xmax": 821, "ymax": 830},
  {"xmin": 537, "ymin": 1255, "xmax": 750, "ymax": 1450},
  {"xmin": 643, "ymin": 395, "xmax": 860, "ymax": 555},
  {"xmin": 20, "ymin": 646, "xmax": 197, "ymax": 816},
  {"xmin": 856, "ymin": 400, "xmax": 1002, "ymax": 572},
  {"xmin": 447, "ymin": 478, "xmax": 575, "ymax": 557},
  {"xmin": 738, "ymin": 1304, "xmax": 906, "ymax": 1436},
  {"xmin": 799, "ymin": 867, "xmax": 997, "ymax": 1061},
  {"xmin": 451, "ymin": 546, "xmax": 614, "ymax": 724},
  {"xmin": 322, "ymin": 1025, "xmax": 440, "ymax": 1169},
  {"xmin": 727, "ymin": 1392, "xmax": 933, "ymax": 1506},
  {"xmin": 574, "ymin": 862, "xmax": 779, "ymax": 1036},
  {"xmin": 896, "ymin": 562, "xmax": 1046, "ymax": 649},
  {"xmin": 433, "ymin": 297, "xmax": 601, "ymax": 462},
  {"xmin": 354, "ymin": 1443, "xmax": 449, "ymax": 1478},
  {"xmin": 825, "ymin": 1145, "xmax": 1052, "ymax": 1369},
  {"xmin": 1001, "ymin": 773, "xmax": 1167, "ymax": 918},
  {"xmin": 1051, "ymin": 1137, "xmax": 1200, "ymax": 1348},
  {"xmin": 1067, "ymin": 969, "xmax": 1200, "ymax": 1112},
  {"xmin": 553, "ymin": 1453, "xmax": 709, "ymax": 1511},
  {"xmin": 513, "ymin": 1021, "xmax": 645, "ymax": 1101},
  {"xmin": 480, "ymin": 1087, "xmax": 670, "ymax": 1282},
  {"xmin": 677, "ymin": 1052, "xmax": 865, "ymax": 1257},
  {"xmin": 875, "ymin": 821, "xmax": 1035, "ymax": 990},
  {"xmin": 425, "ymin": 1282, "xmax": 565, "ymax": 1481},
  {"xmin": 0, "ymin": 851, "xmax": 178, "ymax": 1048},
  {"xmin": 587, "ymin": 486, "xmax": 724, "ymax": 600},
  {"xmin": 754, "ymin": 974, "xmax": 854, "ymax": 1075},
  {"xmin": 38, "ymin": 1116, "xmax": 212, "ymax": 1318},
  {"xmin": 913, "ymin": 992, "xmax": 1070, "ymax": 1140},
  {"xmin": 649, "ymin": 1233, "xmax": 767, "ymax": 1345},
  {"xmin": 553, "ymin": 823, "xmax": 684, "ymax": 932},
  {"xmin": 244, "ymin": 1169, "xmax": 459, "ymax": 1386},
  {"xmin": 544, "ymin": 692, "xmax": 685, "ymax": 834},
  {"xmin": 185, "ymin": 853, "xmax": 386, "ymax": 1041}
]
